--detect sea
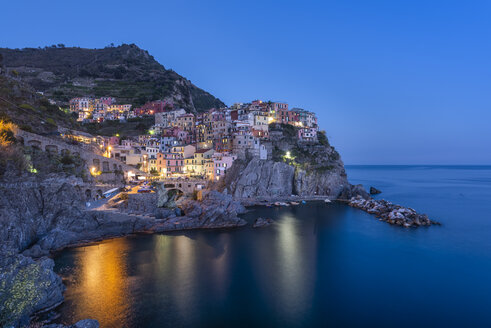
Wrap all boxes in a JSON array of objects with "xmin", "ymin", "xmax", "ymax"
[{"xmin": 53, "ymin": 165, "xmax": 491, "ymax": 327}]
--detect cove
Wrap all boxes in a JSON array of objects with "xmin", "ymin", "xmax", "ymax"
[{"xmin": 54, "ymin": 166, "xmax": 491, "ymax": 327}]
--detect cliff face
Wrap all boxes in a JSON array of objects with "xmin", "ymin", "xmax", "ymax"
[
  {"xmin": 0, "ymin": 44, "xmax": 225, "ymax": 112},
  {"xmin": 224, "ymin": 124, "xmax": 354, "ymax": 199},
  {"xmin": 224, "ymin": 159, "xmax": 296, "ymax": 198},
  {"xmin": 224, "ymin": 158, "xmax": 350, "ymax": 199}
]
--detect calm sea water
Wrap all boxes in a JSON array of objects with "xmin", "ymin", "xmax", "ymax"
[{"xmin": 54, "ymin": 166, "xmax": 491, "ymax": 327}]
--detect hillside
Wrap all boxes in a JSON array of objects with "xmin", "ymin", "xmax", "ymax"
[
  {"xmin": 0, "ymin": 44, "xmax": 225, "ymax": 112},
  {"xmin": 0, "ymin": 74, "xmax": 81, "ymax": 134}
]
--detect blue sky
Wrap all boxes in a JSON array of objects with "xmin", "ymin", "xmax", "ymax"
[{"xmin": 2, "ymin": 0, "xmax": 490, "ymax": 164}]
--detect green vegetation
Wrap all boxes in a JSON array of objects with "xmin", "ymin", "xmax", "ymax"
[
  {"xmin": 272, "ymin": 146, "xmax": 285, "ymax": 162},
  {"xmin": 26, "ymin": 149, "xmax": 87, "ymax": 180},
  {"xmin": 318, "ymin": 130, "xmax": 330, "ymax": 146},
  {"xmin": 84, "ymin": 116, "xmax": 154, "ymax": 137},
  {"xmin": 314, "ymin": 165, "xmax": 334, "ymax": 173},
  {"xmin": 0, "ymin": 44, "xmax": 225, "ymax": 112},
  {"xmin": 0, "ymin": 75, "xmax": 81, "ymax": 134},
  {"xmin": 0, "ymin": 121, "xmax": 26, "ymax": 177},
  {"xmin": 269, "ymin": 124, "xmax": 339, "ymax": 175}
]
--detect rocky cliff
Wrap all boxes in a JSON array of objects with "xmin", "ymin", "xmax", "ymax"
[
  {"xmin": 223, "ymin": 124, "xmax": 359, "ymax": 200},
  {"xmin": 0, "ymin": 44, "xmax": 225, "ymax": 112}
]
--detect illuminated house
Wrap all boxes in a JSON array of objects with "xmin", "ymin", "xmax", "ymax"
[
  {"xmin": 185, "ymin": 149, "xmax": 214, "ymax": 176},
  {"xmin": 298, "ymin": 127, "xmax": 318, "ymax": 142},
  {"xmin": 208, "ymin": 152, "xmax": 237, "ymax": 181},
  {"xmin": 157, "ymin": 152, "xmax": 184, "ymax": 177}
]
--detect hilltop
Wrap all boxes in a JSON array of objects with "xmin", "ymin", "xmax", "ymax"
[{"xmin": 0, "ymin": 44, "xmax": 225, "ymax": 112}]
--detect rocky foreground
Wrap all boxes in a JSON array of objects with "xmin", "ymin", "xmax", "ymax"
[
  {"xmin": 0, "ymin": 172, "xmax": 440, "ymax": 327},
  {"xmin": 348, "ymin": 196, "xmax": 440, "ymax": 227},
  {"xmin": 0, "ymin": 178, "xmax": 246, "ymax": 327}
]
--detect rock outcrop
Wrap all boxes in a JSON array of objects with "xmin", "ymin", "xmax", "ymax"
[
  {"xmin": 150, "ymin": 190, "xmax": 247, "ymax": 231},
  {"xmin": 0, "ymin": 248, "xmax": 64, "ymax": 327},
  {"xmin": 224, "ymin": 158, "xmax": 295, "ymax": 198},
  {"xmin": 370, "ymin": 186, "xmax": 382, "ymax": 195},
  {"xmin": 223, "ymin": 124, "xmax": 353, "ymax": 200},
  {"xmin": 253, "ymin": 217, "xmax": 273, "ymax": 228},
  {"xmin": 348, "ymin": 197, "xmax": 440, "ymax": 227}
]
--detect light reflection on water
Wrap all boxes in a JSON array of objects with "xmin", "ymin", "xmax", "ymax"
[
  {"xmin": 54, "ymin": 166, "xmax": 491, "ymax": 327},
  {"xmin": 67, "ymin": 238, "xmax": 132, "ymax": 326}
]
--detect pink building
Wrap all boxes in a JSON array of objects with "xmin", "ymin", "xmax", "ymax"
[
  {"xmin": 135, "ymin": 100, "xmax": 173, "ymax": 116},
  {"xmin": 109, "ymin": 136, "xmax": 120, "ymax": 145},
  {"xmin": 209, "ymin": 153, "xmax": 237, "ymax": 181},
  {"xmin": 298, "ymin": 128, "xmax": 317, "ymax": 142},
  {"xmin": 157, "ymin": 152, "xmax": 184, "ymax": 177}
]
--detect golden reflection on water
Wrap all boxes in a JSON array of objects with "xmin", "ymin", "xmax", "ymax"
[
  {"xmin": 275, "ymin": 213, "xmax": 315, "ymax": 320},
  {"xmin": 69, "ymin": 238, "xmax": 132, "ymax": 328}
]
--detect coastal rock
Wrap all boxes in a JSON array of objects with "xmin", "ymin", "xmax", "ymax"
[
  {"xmin": 370, "ymin": 186, "xmax": 382, "ymax": 195},
  {"xmin": 156, "ymin": 183, "xmax": 179, "ymax": 208},
  {"xmin": 224, "ymin": 158, "xmax": 352, "ymax": 200},
  {"xmin": 0, "ymin": 248, "xmax": 64, "ymax": 327},
  {"xmin": 22, "ymin": 244, "xmax": 50, "ymax": 258},
  {"xmin": 224, "ymin": 158, "xmax": 295, "ymax": 198},
  {"xmin": 338, "ymin": 184, "xmax": 370, "ymax": 200},
  {"xmin": 253, "ymin": 217, "xmax": 273, "ymax": 228},
  {"xmin": 348, "ymin": 196, "xmax": 440, "ymax": 227},
  {"xmin": 294, "ymin": 168, "xmax": 350, "ymax": 198},
  {"xmin": 0, "ymin": 179, "xmax": 87, "ymax": 252},
  {"xmin": 179, "ymin": 190, "xmax": 247, "ymax": 228}
]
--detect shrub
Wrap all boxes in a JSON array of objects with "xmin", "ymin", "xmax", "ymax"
[
  {"xmin": 318, "ymin": 131, "xmax": 330, "ymax": 146},
  {"xmin": 45, "ymin": 118, "xmax": 56, "ymax": 126},
  {"xmin": 0, "ymin": 144, "xmax": 27, "ymax": 176},
  {"xmin": 60, "ymin": 154, "xmax": 75, "ymax": 165},
  {"xmin": 19, "ymin": 103, "xmax": 35, "ymax": 111},
  {"xmin": 0, "ymin": 120, "xmax": 17, "ymax": 146},
  {"xmin": 19, "ymin": 124, "xmax": 33, "ymax": 133}
]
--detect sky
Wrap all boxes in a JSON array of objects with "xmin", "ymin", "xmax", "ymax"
[{"xmin": 1, "ymin": 0, "xmax": 490, "ymax": 164}]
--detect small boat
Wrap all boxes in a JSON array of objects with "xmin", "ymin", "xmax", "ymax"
[
  {"xmin": 301, "ymin": 200, "xmax": 306, "ymax": 204},
  {"xmin": 274, "ymin": 202, "xmax": 281, "ymax": 206},
  {"xmin": 290, "ymin": 201, "xmax": 300, "ymax": 205},
  {"xmin": 324, "ymin": 198, "xmax": 331, "ymax": 203}
]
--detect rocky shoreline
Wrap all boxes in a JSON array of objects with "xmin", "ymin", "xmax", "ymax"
[
  {"xmin": 0, "ymin": 179, "xmax": 248, "ymax": 328},
  {"xmin": 348, "ymin": 196, "xmax": 441, "ymax": 227},
  {"xmin": 0, "ymin": 177, "xmax": 441, "ymax": 327}
]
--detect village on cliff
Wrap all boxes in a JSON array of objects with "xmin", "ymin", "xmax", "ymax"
[{"xmin": 65, "ymin": 97, "xmax": 319, "ymax": 184}]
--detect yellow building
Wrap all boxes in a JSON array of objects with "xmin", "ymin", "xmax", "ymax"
[{"xmin": 184, "ymin": 149, "xmax": 214, "ymax": 176}]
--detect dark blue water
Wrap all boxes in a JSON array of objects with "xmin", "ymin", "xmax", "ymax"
[{"xmin": 54, "ymin": 166, "xmax": 491, "ymax": 327}]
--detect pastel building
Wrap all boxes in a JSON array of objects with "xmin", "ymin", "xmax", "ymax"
[
  {"xmin": 185, "ymin": 149, "xmax": 214, "ymax": 176},
  {"xmin": 208, "ymin": 153, "xmax": 237, "ymax": 181},
  {"xmin": 157, "ymin": 152, "xmax": 184, "ymax": 177},
  {"xmin": 298, "ymin": 127, "xmax": 318, "ymax": 142}
]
